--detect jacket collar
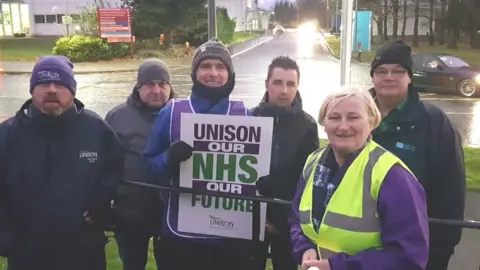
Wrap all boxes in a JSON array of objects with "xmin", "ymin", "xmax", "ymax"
[
  {"xmin": 369, "ymin": 84, "xmax": 420, "ymax": 122},
  {"xmin": 252, "ymin": 91, "xmax": 303, "ymax": 117}
]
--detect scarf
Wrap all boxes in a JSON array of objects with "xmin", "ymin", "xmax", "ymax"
[{"xmin": 311, "ymin": 142, "xmax": 368, "ymax": 232}]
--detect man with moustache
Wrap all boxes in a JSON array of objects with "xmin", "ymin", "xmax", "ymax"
[
  {"xmin": 106, "ymin": 58, "xmax": 175, "ymax": 270},
  {"xmin": 0, "ymin": 55, "xmax": 125, "ymax": 270},
  {"xmin": 369, "ymin": 40, "xmax": 466, "ymax": 270},
  {"xmin": 251, "ymin": 56, "xmax": 319, "ymax": 270},
  {"xmin": 144, "ymin": 38, "xmax": 252, "ymax": 270}
]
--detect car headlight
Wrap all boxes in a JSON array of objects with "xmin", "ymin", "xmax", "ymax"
[{"xmin": 475, "ymin": 74, "xmax": 480, "ymax": 84}]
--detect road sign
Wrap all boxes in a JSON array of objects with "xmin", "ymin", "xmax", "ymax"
[
  {"xmin": 97, "ymin": 8, "xmax": 132, "ymax": 38},
  {"xmin": 97, "ymin": 8, "xmax": 134, "ymax": 58},
  {"xmin": 352, "ymin": 11, "xmax": 372, "ymax": 52}
]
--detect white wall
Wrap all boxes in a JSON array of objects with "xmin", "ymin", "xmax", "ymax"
[
  {"xmin": 217, "ymin": 0, "xmax": 249, "ymax": 31},
  {"xmin": 26, "ymin": 0, "xmax": 121, "ymax": 36},
  {"xmin": 217, "ymin": 0, "xmax": 261, "ymax": 32}
]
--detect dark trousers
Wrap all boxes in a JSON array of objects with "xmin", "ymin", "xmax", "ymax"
[
  {"xmin": 426, "ymin": 252, "xmax": 452, "ymax": 270},
  {"xmin": 115, "ymin": 229, "xmax": 161, "ymax": 270},
  {"xmin": 8, "ymin": 229, "xmax": 106, "ymax": 270},
  {"xmin": 156, "ymin": 236, "xmax": 253, "ymax": 270},
  {"xmin": 253, "ymin": 232, "xmax": 298, "ymax": 270}
]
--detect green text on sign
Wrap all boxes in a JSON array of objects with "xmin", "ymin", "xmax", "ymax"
[{"xmin": 192, "ymin": 153, "xmax": 258, "ymax": 184}]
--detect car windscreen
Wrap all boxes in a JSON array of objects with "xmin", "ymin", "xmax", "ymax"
[{"xmin": 439, "ymin": 55, "xmax": 470, "ymax": 67}]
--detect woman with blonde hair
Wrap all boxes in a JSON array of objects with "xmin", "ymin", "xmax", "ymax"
[{"xmin": 288, "ymin": 86, "xmax": 429, "ymax": 270}]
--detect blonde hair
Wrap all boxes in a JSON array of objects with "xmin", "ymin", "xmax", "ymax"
[{"xmin": 318, "ymin": 86, "xmax": 382, "ymax": 129}]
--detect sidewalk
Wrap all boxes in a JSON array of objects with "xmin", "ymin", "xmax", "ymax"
[
  {"xmin": 0, "ymin": 32, "xmax": 273, "ymax": 75},
  {"xmin": 0, "ymin": 58, "xmax": 192, "ymax": 75}
]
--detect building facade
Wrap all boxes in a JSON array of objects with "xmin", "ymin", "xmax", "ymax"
[
  {"xmin": 216, "ymin": 0, "xmax": 271, "ymax": 32},
  {"xmin": 0, "ymin": 0, "xmax": 119, "ymax": 37},
  {"xmin": 0, "ymin": 0, "xmax": 269, "ymax": 37}
]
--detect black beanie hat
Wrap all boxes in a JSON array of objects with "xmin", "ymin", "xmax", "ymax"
[
  {"xmin": 370, "ymin": 40, "xmax": 413, "ymax": 78},
  {"xmin": 136, "ymin": 58, "xmax": 171, "ymax": 87}
]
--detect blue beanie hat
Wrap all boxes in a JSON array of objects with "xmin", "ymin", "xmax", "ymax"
[{"xmin": 30, "ymin": 55, "xmax": 77, "ymax": 95}]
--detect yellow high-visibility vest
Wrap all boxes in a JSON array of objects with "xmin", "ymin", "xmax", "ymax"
[{"xmin": 298, "ymin": 140, "xmax": 414, "ymax": 259}]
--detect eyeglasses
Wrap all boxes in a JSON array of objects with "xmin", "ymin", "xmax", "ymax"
[{"xmin": 373, "ymin": 68, "xmax": 407, "ymax": 78}]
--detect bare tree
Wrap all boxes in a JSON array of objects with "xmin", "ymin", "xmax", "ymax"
[
  {"xmin": 467, "ymin": 0, "xmax": 480, "ymax": 48},
  {"xmin": 401, "ymin": 0, "xmax": 408, "ymax": 38},
  {"xmin": 382, "ymin": 0, "xmax": 390, "ymax": 40},
  {"xmin": 438, "ymin": 0, "xmax": 447, "ymax": 44},
  {"xmin": 392, "ymin": 0, "xmax": 400, "ymax": 38},
  {"xmin": 447, "ymin": 0, "xmax": 459, "ymax": 48},
  {"xmin": 412, "ymin": 0, "xmax": 420, "ymax": 46},
  {"xmin": 428, "ymin": 0, "xmax": 435, "ymax": 45}
]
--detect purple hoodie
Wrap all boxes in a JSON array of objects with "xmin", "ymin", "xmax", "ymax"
[{"xmin": 288, "ymin": 164, "xmax": 429, "ymax": 270}]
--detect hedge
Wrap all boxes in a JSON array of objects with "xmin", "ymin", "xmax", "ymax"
[{"xmin": 52, "ymin": 35, "xmax": 130, "ymax": 62}]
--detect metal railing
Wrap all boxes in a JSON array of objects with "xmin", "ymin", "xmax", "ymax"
[{"xmin": 127, "ymin": 181, "xmax": 480, "ymax": 230}]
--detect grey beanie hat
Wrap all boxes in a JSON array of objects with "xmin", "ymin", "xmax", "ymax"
[
  {"xmin": 136, "ymin": 58, "xmax": 171, "ymax": 87},
  {"xmin": 191, "ymin": 38, "xmax": 234, "ymax": 76}
]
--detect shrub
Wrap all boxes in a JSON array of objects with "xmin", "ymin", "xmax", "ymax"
[
  {"xmin": 52, "ymin": 35, "xmax": 130, "ymax": 62},
  {"xmin": 136, "ymin": 45, "xmax": 194, "ymax": 59},
  {"xmin": 217, "ymin": 7, "xmax": 236, "ymax": 44}
]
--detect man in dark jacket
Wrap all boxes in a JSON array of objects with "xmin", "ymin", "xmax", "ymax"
[
  {"xmin": 0, "ymin": 56, "xmax": 125, "ymax": 270},
  {"xmin": 105, "ymin": 58, "xmax": 174, "ymax": 270},
  {"xmin": 369, "ymin": 40, "xmax": 466, "ymax": 270},
  {"xmin": 252, "ymin": 56, "xmax": 319, "ymax": 270}
]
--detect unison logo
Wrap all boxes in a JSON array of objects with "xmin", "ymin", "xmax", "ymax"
[{"xmin": 209, "ymin": 215, "xmax": 234, "ymax": 230}]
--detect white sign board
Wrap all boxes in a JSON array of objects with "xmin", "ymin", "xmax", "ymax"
[{"xmin": 178, "ymin": 113, "xmax": 273, "ymax": 240}]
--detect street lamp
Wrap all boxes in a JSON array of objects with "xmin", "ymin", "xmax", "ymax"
[
  {"xmin": 207, "ymin": 0, "xmax": 217, "ymax": 39},
  {"xmin": 339, "ymin": 0, "xmax": 354, "ymax": 86}
]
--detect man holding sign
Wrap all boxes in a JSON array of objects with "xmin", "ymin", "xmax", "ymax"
[{"xmin": 144, "ymin": 39, "xmax": 259, "ymax": 270}]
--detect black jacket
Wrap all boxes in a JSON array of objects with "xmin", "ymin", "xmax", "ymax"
[
  {"xmin": 251, "ymin": 92, "xmax": 319, "ymax": 232},
  {"xmin": 371, "ymin": 86, "xmax": 466, "ymax": 255},
  {"xmin": 105, "ymin": 90, "xmax": 169, "ymax": 233},
  {"xmin": 0, "ymin": 99, "xmax": 125, "ymax": 269}
]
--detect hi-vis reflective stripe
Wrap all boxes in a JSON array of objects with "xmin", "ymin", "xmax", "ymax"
[
  {"xmin": 299, "ymin": 146, "xmax": 387, "ymax": 233},
  {"xmin": 302, "ymin": 149, "xmax": 322, "ymax": 180}
]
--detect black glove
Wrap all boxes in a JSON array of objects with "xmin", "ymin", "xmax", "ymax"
[
  {"xmin": 169, "ymin": 141, "xmax": 193, "ymax": 165},
  {"xmin": 255, "ymin": 175, "xmax": 274, "ymax": 197}
]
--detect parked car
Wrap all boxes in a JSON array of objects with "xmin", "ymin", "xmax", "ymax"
[{"xmin": 412, "ymin": 53, "xmax": 480, "ymax": 97}]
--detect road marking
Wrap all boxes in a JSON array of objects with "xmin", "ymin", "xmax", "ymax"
[
  {"xmin": 231, "ymin": 37, "xmax": 274, "ymax": 58},
  {"xmin": 444, "ymin": 112, "xmax": 473, "ymax": 115}
]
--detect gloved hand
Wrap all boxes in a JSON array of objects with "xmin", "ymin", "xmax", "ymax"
[
  {"xmin": 169, "ymin": 140, "xmax": 193, "ymax": 165},
  {"xmin": 255, "ymin": 175, "xmax": 274, "ymax": 197}
]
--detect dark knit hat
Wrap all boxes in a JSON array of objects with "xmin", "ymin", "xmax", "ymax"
[
  {"xmin": 136, "ymin": 58, "xmax": 171, "ymax": 87},
  {"xmin": 191, "ymin": 38, "xmax": 234, "ymax": 76},
  {"xmin": 370, "ymin": 40, "xmax": 413, "ymax": 78},
  {"xmin": 30, "ymin": 55, "xmax": 77, "ymax": 95}
]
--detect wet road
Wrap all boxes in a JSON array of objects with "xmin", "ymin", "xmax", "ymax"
[{"xmin": 1, "ymin": 31, "xmax": 480, "ymax": 269}]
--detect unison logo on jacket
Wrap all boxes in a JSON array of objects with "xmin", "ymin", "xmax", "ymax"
[{"xmin": 79, "ymin": 150, "xmax": 98, "ymax": 163}]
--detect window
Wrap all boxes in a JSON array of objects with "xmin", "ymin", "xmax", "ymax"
[
  {"xmin": 34, "ymin": 15, "xmax": 45, "ymax": 23},
  {"xmin": 412, "ymin": 55, "xmax": 423, "ymax": 70},
  {"xmin": 56, "ymin": 14, "xmax": 64, "ymax": 24},
  {"xmin": 422, "ymin": 55, "xmax": 439, "ymax": 69},
  {"xmin": 438, "ymin": 55, "xmax": 470, "ymax": 68},
  {"xmin": 45, "ymin": 15, "xmax": 56, "ymax": 23}
]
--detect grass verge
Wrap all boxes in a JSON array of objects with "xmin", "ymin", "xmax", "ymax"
[
  {"xmin": 229, "ymin": 31, "xmax": 263, "ymax": 45},
  {"xmin": 324, "ymin": 36, "xmax": 480, "ymax": 67},
  {"xmin": 0, "ymin": 38, "xmax": 56, "ymax": 61}
]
